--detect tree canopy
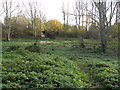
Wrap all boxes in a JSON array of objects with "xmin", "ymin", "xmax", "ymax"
[{"xmin": 45, "ymin": 19, "xmax": 62, "ymax": 32}]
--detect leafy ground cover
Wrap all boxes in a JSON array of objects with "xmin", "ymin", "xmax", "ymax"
[{"xmin": 2, "ymin": 38, "xmax": 119, "ymax": 88}]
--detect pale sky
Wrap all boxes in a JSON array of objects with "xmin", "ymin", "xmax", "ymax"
[
  {"xmin": 0, "ymin": 0, "xmax": 117, "ymax": 24},
  {"xmin": 0, "ymin": 0, "xmax": 77, "ymax": 24}
]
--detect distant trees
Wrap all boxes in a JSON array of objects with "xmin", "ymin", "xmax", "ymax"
[
  {"xmin": 10, "ymin": 15, "xmax": 29, "ymax": 38},
  {"xmin": 1, "ymin": 0, "xmax": 46, "ymax": 40},
  {"xmin": 0, "ymin": 0, "xmax": 118, "ymax": 52},
  {"xmin": 61, "ymin": 0, "xmax": 117, "ymax": 51},
  {"xmin": 24, "ymin": 2, "xmax": 45, "ymax": 38},
  {"xmin": 61, "ymin": 0, "xmax": 91, "ymax": 48},
  {"xmin": 73, "ymin": 0, "xmax": 84, "ymax": 29}
]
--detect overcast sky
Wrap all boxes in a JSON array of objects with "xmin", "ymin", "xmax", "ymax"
[
  {"xmin": 0, "ymin": 0, "xmax": 78, "ymax": 23},
  {"xmin": 0, "ymin": 0, "xmax": 118, "ymax": 24}
]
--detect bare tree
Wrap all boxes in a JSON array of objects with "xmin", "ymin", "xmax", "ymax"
[
  {"xmin": 2, "ymin": 0, "xmax": 19, "ymax": 41},
  {"xmin": 23, "ymin": 2, "xmax": 45, "ymax": 39},
  {"xmin": 66, "ymin": 2, "xmax": 70, "ymax": 25},
  {"xmin": 34, "ymin": 6, "xmax": 46, "ymax": 45},
  {"xmin": 73, "ymin": 0, "xmax": 86, "ymax": 48},
  {"xmin": 23, "ymin": 2, "xmax": 37, "ymax": 38},
  {"xmin": 68, "ymin": 0, "xmax": 116, "ymax": 50},
  {"xmin": 90, "ymin": 0, "xmax": 117, "ymax": 52},
  {"xmin": 61, "ymin": 0, "xmax": 86, "ymax": 48},
  {"xmin": 73, "ymin": 7, "xmax": 78, "ymax": 26},
  {"xmin": 74, "ymin": 0, "xmax": 83, "ymax": 29},
  {"xmin": 22, "ymin": 1, "xmax": 45, "ymax": 45},
  {"xmin": 85, "ymin": 3, "xmax": 90, "ymax": 31},
  {"xmin": 29, "ymin": 2, "xmax": 37, "ymax": 38},
  {"xmin": 38, "ymin": 10, "xmax": 46, "ymax": 37},
  {"xmin": 116, "ymin": 1, "xmax": 120, "ymax": 23},
  {"xmin": 62, "ymin": 2, "xmax": 66, "ymax": 28}
]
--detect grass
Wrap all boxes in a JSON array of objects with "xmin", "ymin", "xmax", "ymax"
[{"xmin": 2, "ymin": 38, "xmax": 119, "ymax": 88}]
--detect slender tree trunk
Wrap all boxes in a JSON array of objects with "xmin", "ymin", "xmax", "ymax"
[
  {"xmin": 5, "ymin": 20, "xmax": 11, "ymax": 41},
  {"xmin": 63, "ymin": 13, "xmax": 66, "ymax": 27},
  {"xmin": 0, "ymin": 23, "xmax": 2, "ymax": 40},
  {"xmin": 100, "ymin": 25, "xmax": 106, "ymax": 52},
  {"xmin": 32, "ymin": 20, "xmax": 37, "ymax": 38},
  {"xmin": 99, "ymin": 16, "xmax": 107, "ymax": 52}
]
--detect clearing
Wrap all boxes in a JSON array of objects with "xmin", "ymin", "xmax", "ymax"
[{"xmin": 2, "ymin": 38, "xmax": 119, "ymax": 88}]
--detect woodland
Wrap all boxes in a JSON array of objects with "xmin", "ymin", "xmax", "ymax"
[{"xmin": 0, "ymin": 0, "xmax": 119, "ymax": 89}]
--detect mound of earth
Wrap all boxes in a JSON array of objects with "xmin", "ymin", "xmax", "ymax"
[{"xmin": 25, "ymin": 45, "xmax": 43, "ymax": 53}]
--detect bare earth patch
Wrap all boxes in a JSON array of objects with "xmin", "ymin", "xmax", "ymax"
[{"xmin": 39, "ymin": 41, "xmax": 56, "ymax": 44}]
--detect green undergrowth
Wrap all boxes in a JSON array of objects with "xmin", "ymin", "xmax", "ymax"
[
  {"xmin": 2, "ymin": 47, "xmax": 92, "ymax": 88},
  {"xmin": 2, "ymin": 38, "xmax": 119, "ymax": 89},
  {"xmin": 72, "ymin": 56, "xmax": 119, "ymax": 88}
]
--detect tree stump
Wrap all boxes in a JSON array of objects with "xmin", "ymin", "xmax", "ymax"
[{"xmin": 79, "ymin": 36, "xmax": 85, "ymax": 48}]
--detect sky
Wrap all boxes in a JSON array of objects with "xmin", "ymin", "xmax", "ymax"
[
  {"xmin": 0, "ymin": 0, "xmax": 77, "ymax": 24},
  {"xmin": 0, "ymin": 0, "xmax": 118, "ymax": 24}
]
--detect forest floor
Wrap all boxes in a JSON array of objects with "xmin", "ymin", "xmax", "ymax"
[{"xmin": 2, "ymin": 38, "xmax": 119, "ymax": 88}]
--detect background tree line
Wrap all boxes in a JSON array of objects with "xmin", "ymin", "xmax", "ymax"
[{"xmin": 0, "ymin": 0, "xmax": 119, "ymax": 52}]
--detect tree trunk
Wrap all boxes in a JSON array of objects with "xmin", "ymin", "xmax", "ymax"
[
  {"xmin": 6, "ymin": 33, "xmax": 10, "ymax": 41},
  {"xmin": 79, "ymin": 36, "xmax": 85, "ymax": 48},
  {"xmin": 99, "ymin": 2, "xmax": 107, "ymax": 53},
  {"xmin": 100, "ymin": 23, "xmax": 107, "ymax": 52},
  {"xmin": 32, "ymin": 21, "xmax": 37, "ymax": 38},
  {"xmin": 0, "ymin": 24, "xmax": 2, "ymax": 41},
  {"xmin": 6, "ymin": 24, "xmax": 11, "ymax": 41},
  {"xmin": 34, "ymin": 30, "xmax": 37, "ymax": 37},
  {"xmin": 100, "ymin": 35, "xmax": 106, "ymax": 52}
]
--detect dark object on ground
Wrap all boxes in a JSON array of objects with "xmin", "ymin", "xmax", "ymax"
[
  {"xmin": 42, "ymin": 30, "xmax": 57, "ymax": 39},
  {"xmin": 95, "ymin": 64, "xmax": 110, "ymax": 67},
  {"xmin": 87, "ymin": 64, "xmax": 93, "ymax": 67},
  {"xmin": 25, "ymin": 45, "xmax": 42, "ymax": 53},
  {"xmin": 7, "ymin": 46, "xmax": 20, "ymax": 51}
]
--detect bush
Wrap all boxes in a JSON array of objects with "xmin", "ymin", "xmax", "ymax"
[{"xmin": 59, "ymin": 29, "xmax": 86, "ymax": 38}]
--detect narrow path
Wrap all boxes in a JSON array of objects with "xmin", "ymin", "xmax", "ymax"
[{"xmin": 77, "ymin": 64, "xmax": 102, "ymax": 88}]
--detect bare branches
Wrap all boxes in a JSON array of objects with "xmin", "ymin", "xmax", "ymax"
[
  {"xmin": 90, "ymin": 0, "xmax": 118, "ymax": 52},
  {"xmin": 62, "ymin": 2, "xmax": 66, "ymax": 26},
  {"xmin": 22, "ymin": 1, "xmax": 45, "ymax": 37}
]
